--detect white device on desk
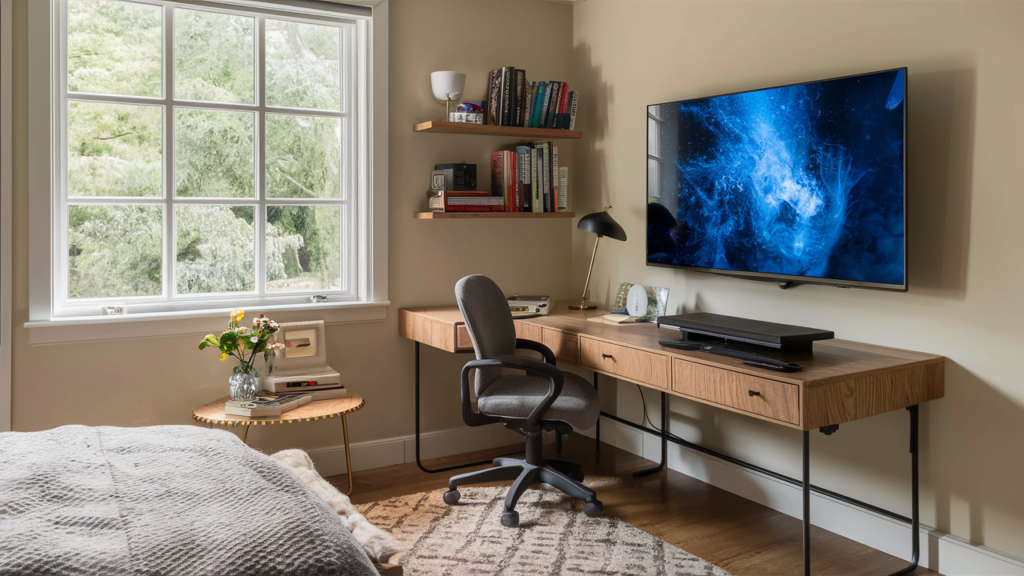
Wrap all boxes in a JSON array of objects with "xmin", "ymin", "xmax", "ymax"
[
  {"xmin": 261, "ymin": 320, "xmax": 347, "ymax": 397},
  {"xmin": 507, "ymin": 295, "xmax": 552, "ymax": 318}
]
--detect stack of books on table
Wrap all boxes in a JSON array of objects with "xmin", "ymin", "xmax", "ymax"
[
  {"xmin": 491, "ymin": 142, "xmax": 568, "ymax": 213},
  {"xmin": 487, "ymin": 66, "xmax": 578, "ymax": 129},
  {"xmin": 225, "ymin": 393, "xmax": 312, "ymax": 418}
]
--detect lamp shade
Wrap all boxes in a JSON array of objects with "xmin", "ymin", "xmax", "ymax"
[
  {"xmin": 577, "ymin": 207, "xmax": 627, "ymax": 241},
  {"xmin": 430, "ymin": 71, "xmax": 466, "ymax": 101}
]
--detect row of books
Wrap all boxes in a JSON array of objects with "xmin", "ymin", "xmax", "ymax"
[
  {"xmin": 490, "ymin": 142, "xmax": 567, "ymax": 213},
  {"xmin": 488, "ymin": 67, "xmax": 578, "ymax": 130}
]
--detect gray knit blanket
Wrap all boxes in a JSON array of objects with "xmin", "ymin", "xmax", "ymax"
[{"xmin": 0, "ymin": 425, "xmax": 377, "ymax": 576}]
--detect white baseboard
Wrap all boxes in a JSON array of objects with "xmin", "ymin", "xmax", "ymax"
[
  {"xmin": 305, "ymin": 422, "xmax": 522, "ymax": 478},
  {"xmin": 596, "ymin": 416, "xmax": 1024, "ymax": 576}
]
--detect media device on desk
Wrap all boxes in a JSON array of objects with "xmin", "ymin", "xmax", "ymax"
[
  {"xmin": 657, "ymin": 313, "xmax": 835, "ymax": 372},
  {"xmin": 260, "ymin": 320, "xmax": 348, "ymax": 398},
  {"xmin": 646, "ymin": 68, "xmax": 907, "ymax": 292},
  {"xmin": 507, "ymin": 295, "xmax": 551, "ymax": 318}
]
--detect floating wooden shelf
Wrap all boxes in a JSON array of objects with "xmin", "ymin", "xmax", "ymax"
[
  {"xmin": 413, "ymin": 121, "xmax": 582, "ymax": 140},
  {"xmin": 414, "ymin": 211, "xmax": 575, "ymax": 220}
]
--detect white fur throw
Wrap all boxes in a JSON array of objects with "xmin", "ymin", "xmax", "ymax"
[{"xmin": 271, "ymin": 449, "xmax": 403, "ymax": 564}]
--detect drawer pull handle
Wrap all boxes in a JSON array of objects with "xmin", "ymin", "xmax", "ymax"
[
  {"xmin": 748, "ymin": 390, "xmax": 761, "ymax": 397},
  {"xmin": 602, "ymin": 353, "xmax": 614, "ymax": 359}
]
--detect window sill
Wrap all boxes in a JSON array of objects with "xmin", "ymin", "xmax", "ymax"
[{"xmin": 25, "ymin": 300, "xmax": 390, "ymax": 345}]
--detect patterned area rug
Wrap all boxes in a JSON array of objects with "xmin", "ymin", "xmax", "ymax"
[{"xmin": 355, "ymin": 480, "xmax": 729, "ymax": 576}]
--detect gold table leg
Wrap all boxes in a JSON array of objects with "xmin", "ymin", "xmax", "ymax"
[
  {"xmin": 342, "ymin": 413, "xmax": 354, "ymax": 495},
  {"xmin": 242, "ymin": 423, "xmax": 251, "ymax": 444}
]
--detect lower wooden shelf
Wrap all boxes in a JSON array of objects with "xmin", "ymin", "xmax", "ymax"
[{"xmin": 414, "ymin": 211, "xmax": 575, "ymax": 220}]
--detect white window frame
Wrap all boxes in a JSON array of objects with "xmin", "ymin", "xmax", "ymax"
[
  {"xmin": 28, "ymin": 0, "xmax": 389, "ymax": 344},
  {"xmin": 1, "ymin": 0, "xmax": 13, "ymax": 430}
]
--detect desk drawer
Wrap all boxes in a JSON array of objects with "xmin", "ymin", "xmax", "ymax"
[
  {"xmin": 542, "ymin": 328, "xmax": 579, "ymax": 364},
  {"xmin": 672, "ymin": 359, "xmax": 800, "ymax": 425},
  {"xmin": 580, "ymin": 336, "xmax": 669, "ymax": 389},
  {"xmin": 515, "ymin": 321, "xmax": 543, "ymax": 343}
]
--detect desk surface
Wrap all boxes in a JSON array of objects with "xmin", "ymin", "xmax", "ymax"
[{"xmin": 400, "ymin": 305, "xmax": 944, "ymax": 430}]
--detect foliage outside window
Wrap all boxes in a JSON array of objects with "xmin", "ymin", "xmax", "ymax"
[{"xmin": 61, "ymin": 0, "xmax": 358, "ymax": 312}]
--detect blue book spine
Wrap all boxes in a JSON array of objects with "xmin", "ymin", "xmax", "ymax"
[{"xmin": 532, "ymin": 82, "xmax": 548, "ymax": 128}]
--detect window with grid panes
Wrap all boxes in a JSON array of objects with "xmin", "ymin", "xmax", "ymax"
[{"xmin": 57, "ymin": 0, "xmax": 365, "ymax": 316}]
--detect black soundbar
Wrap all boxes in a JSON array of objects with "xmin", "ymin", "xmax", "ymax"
[{"xmin": 657, "ymin": 312, "xmax": 833, "ymax": 353}]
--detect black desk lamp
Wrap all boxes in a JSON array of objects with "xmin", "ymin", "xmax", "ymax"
[{"xmin": 570, "ymin": 206, "xmax": 627, "ymax": 310}]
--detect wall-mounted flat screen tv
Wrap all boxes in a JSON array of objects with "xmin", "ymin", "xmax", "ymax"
[{"xmin": 646, "ymin": 68, "xmax": 907, "ymax": 291}]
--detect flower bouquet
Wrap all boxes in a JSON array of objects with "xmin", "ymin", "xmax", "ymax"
[{"xmin": 199, "ymin": 309, "xmax": 283, "ymax": 402}]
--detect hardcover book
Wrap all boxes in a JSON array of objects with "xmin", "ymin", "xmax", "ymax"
[
  {"xmin": 488, "ymin": 70, "xmax": 501, "ymax": 125},
  {"xmin": 514, "ymin": 69, "xmax": 526, "ymax": 127},
  {"xmin": 568, "ymin": 90, "xmax": 578, "ymax": 130},
  {"xmin": 490, "ymin": 151, "xmax": 503, "ymax": 202},
  {"xmin": 539, "ymin": 82, "xmax": 553, "ymax": 128},
  {"xmin": 500, "ymin": 67, "xmax": 514, "ymax": 126},
  {"xmin": 558, "ymin": 166, "xmax": 568, "ymax": 211},
  {"xmin": 551, "ymin": 145, "xmax": 559, "ymax": 212},
  {"xmin": 530, "ymin": 148, "xmax": 540, "ymax": 213}
]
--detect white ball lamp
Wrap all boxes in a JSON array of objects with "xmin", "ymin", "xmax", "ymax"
[{"xmin": 430, "ymin": 71, "xmax": 466, "ymax": 119}]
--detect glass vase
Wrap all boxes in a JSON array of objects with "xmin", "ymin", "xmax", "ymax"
[{"xmin": 229, "ymin": 365, "xmax": 260, "ymax": 402}]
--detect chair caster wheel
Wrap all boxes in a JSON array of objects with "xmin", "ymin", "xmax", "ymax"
[
  {"xmin": 569, "ymin": 469, "xmax": 585, "ymax": 482},
  {"xmin": 443, "ymin": 490, "xmax": 460, "ymax": 505},
  {"xmin": 501, "ymin": 510, "xmax": 519, "ymax": 527},
  {"xmin": 584, "ymin": 500, "xmax": 603, "ymax": 518}
]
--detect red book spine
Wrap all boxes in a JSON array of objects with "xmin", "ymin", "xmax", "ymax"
[
  {"xmin": 559, "ymin": 83, "xmax": 570, "ymax": 113},
  {"xmin": 490, "ymin": 151, "xmax": 502, "ymax": 201}
]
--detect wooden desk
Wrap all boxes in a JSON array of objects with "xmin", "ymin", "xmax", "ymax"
[
  {"xmin": 400, "ymin": 305, "xmax": 944, "ymax": 576},
  {"xmin": 401, "ymin": 305, "xmax": 943, "ymax": 431}
]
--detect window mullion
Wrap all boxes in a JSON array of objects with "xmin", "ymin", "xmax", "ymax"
[
  {"xmin": 164, "ymin": 3, "xmax": 175, "ymax": 303},
  {"xmin": 256, "ymin": 15, "xmax": 267, "ymax": 299}
]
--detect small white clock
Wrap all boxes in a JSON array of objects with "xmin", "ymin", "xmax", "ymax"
[{"xmin": 626, "ymin": 284, "xmax": 649, "ymax": 318}]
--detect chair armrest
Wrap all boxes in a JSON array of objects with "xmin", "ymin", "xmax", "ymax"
[
  {"xmin": 494, "ymin": 354, "xmax": 564, "ymax": 428},
  {"xmin": 460, "ymin": 359, "xmax": 502, "ymax": 427},
  {"xmin": 515, "ymin": 338, "xmax": 556, "ymax": 366}
]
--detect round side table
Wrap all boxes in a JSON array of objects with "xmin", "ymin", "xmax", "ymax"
[{"xmin": 192, "ymin": 393, "xmax": 365, "ymax": 494}]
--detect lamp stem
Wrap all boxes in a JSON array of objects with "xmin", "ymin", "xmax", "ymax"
[{"xmin": 575, "ymin": 235, "xmax": 601, "ymax": 310}]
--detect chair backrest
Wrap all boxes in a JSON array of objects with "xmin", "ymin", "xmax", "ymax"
[{"xmin": 455, "ymin": 275, "xmax": 516, "ymax": 395}]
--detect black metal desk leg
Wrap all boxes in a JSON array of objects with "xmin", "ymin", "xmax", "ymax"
[
  {"xmin": 594, "ymin": 372, "xmax": 600, "ymax": 453},
  {"xmin": 888, "ymin": 405, "xmax": 921, "ymax": 576},
  {"xmin": 803, "ymin": 430, "xmax": 811, "ymax": 576},
  {"xmin": 634, "ymin": 391, "xmax": 669, "ymax": 477},
  {"xmin": 414, "ymin": 342, "xmax": 496, "ymax": 474}
]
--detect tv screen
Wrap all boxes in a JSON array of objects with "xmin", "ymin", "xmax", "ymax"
[{"xmin": 646, "ymin": 68, "xmax": 907, "ymax": 290}]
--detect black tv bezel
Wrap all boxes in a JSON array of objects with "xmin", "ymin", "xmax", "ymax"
[{"xmin": 645, "ymin": 67, "xmax": 908, "ymax": 292}]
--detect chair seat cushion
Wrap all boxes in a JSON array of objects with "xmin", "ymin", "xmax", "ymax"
[{"xmin": 477, "ymin": 371, "xmax": 600, "ymax": 430}]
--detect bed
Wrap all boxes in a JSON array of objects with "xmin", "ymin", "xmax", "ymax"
[{"xmin": 0, "ymin": 425, "xmax": 382, "ymax": 576}]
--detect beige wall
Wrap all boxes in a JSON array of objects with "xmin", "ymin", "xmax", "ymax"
[
  {"xmin": 8, "ymin": 0, "xmax": 575, "ymax": 454},
  {"xmin": 572, "ymin": 0, "xmax": 1024, "ymax": 557}
]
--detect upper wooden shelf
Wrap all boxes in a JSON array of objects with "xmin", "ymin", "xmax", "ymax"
[
  {"xmin": 413, "ymin": 121, "xmax": 582, "ymax": 140},
  {"xmin": 414, "ymin": 211, "xmax": 575, "ymax": 220}
]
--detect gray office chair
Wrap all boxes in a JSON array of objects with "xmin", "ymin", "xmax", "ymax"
[{"xmin": 443, "ymin": 274, "xmax": 603, "ymax": 527}]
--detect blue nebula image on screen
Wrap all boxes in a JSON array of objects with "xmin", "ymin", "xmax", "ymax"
[{"xmin": 647, "ymin": 69, "xmax": 905, "ymax": 286}]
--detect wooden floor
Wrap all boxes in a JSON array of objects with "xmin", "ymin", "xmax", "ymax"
[{"xmin": 330, "ymin": 436, "xmax": 936, "ymax": 576}]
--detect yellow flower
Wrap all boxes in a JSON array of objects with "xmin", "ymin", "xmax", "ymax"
[
  {"xmin": 230, "ymin": 309, "xmax": 245, "ymax": 322},
  {"xmin": 219, "ymin": 352, "xmax": 229, "ymax": 361}
]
